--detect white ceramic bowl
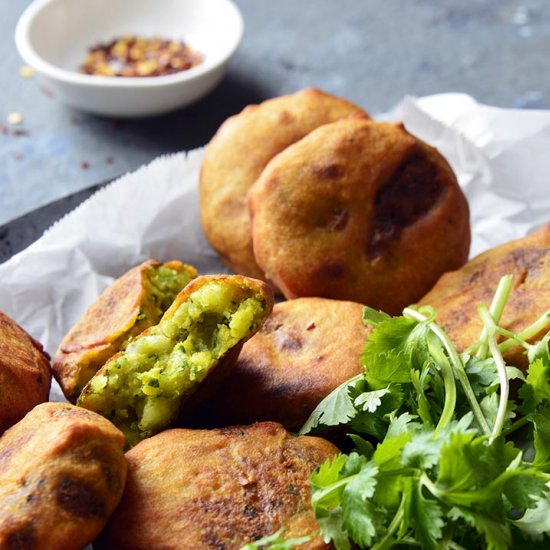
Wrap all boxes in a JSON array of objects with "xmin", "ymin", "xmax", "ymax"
[{"xmin": 15, "ymin": 0, "xmax": 244, "ymax": 117}]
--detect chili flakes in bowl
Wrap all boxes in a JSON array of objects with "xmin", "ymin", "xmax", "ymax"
[{"xmin": 80, "ymin": 35, "xmax": 203, "ymax": 77}]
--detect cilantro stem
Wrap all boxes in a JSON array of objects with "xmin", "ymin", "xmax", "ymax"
[
  {"xmin": 370, "ymin": 493, "xmax": 406, "ymax": 550},
  {"xmin": 475, "ymin": 275, "xmax": 513, "ymax": 360},
  {"xmin": 404, "ymin": 308, "xmax": 491, "ymax": 436},
  {"xmin": 497, "ymin": 309, "xmax": 550, "ymax": 354},
  {"xmin": 502, "ymin": 415, "xmax": 530, "ymax": 437},
  {"xmin": 311, "ymin": 473, "xmax": 359, "ymax": 508},
  {"xmin": 478, "ymin": 304, "xmax": 510, "ymax": 442},
  {"xmin": 422, "ymin": 467, "xmax": 548, "ymax": 507},
  {"xmin": 428, "ymin": 338, "xmax": 456, "ymax": 437}
]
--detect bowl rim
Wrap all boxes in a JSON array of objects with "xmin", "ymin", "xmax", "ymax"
[{"xmin": 14, "ymin": 0, "xmax": 244, "ymax": 89}]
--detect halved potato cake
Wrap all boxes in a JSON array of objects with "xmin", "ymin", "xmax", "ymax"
[
  {"xmin": 54, "ymin": 259, "xmax": 197, "ymax": 402},
  {"xmin": 78, "ymin": 275, "xmax": 274, "ymax": 447}
]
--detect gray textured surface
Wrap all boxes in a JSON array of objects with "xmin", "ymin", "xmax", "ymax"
[{"xmin": 1, "ymin": 0, "xmax": 549, "ymax": 234}]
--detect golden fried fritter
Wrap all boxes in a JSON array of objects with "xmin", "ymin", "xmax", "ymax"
[
  {"xmin": 0, "ymin": 402, "xmax": 127, "ymax": 550},
  {"xmin": 0, "ymin": 312, "xmax": 50, "ymax": 434},
  {"xmin": 53, "ymin": 259, "xmax": 197, "ymax": 402},
  {"xmin": 200, "ymin": 87, "xmax": 368, "ymax": 280},
  {"xmin": 78, "ymin": 275, "xmax": 274, "ymax": 448},
  {"xmin": 202, "ymin": 297, "xmax": 369, "ymax": 431},
  {"xmin": 249, "ymin": 117, "xmax": 471, "ymax": 315},
  {"xmin": 97, "ymin": 422, "xmax": 337, "ymax": 550},
  {"xmin": 419, "ymin": 223, "xmax": 550, "ymax": 368}
]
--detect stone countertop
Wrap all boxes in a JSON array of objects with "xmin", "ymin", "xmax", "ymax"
[{"xmin": 1, "ymin": 0, "xmax": 548, "ymax": 227}]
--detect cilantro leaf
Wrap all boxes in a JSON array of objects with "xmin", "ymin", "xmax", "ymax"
[
  {"xmin": 311, "ymin": 454, "xmax": 347, "ymax": 509},
  {"xmin": 317, "ymin": 509, "xmax": 350, "ymax": 550},
  {"xmin": 503, "ymin": 474, "xmax": 548, "ymax": 511},
  {"xmin": 341, "ymin": 458, "xmax": 381, "ymax": 547},
  {"xmin": 448, "ymin": 507, "xmax": 512, "ymax": 550},
  {"xmin": 402, "ymin": 427, "xmax": 444, "ymax": 470},
  {"xmin": 299, "ymin": 374, "xmax": 363, "ymax": 434},
  {"xmin": 354, "ymin": 388, "xmax": 391, "ymax": 413},
  {"xmin": 520, "ymin": 359, "xmax": 550, "ymax": 414},
  {"xmin": 408, "ymin": 481, "xmax": 444, "ymax": 550},
  {"xmin": 513, "ymin": 485, "xmax": 550, "ymax": 542},
  {"xmin": 530, "ymin": 406, "xmax": 550, "ymax": 469},
  {"xmin": 527, "ymin": 332, "xmax": 550, "ymax": 365},
  {"xmin": 361, "ymin": 316, "xmax": 430, "ymax": 387},
  {"xmin": 240, "ymin": 528, "xmax": 313, "ymax": 549}
]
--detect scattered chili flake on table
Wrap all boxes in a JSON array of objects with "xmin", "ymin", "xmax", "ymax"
[{"xmin": 80, "ymin": 35, "xmax": 203, "ymax": 77}]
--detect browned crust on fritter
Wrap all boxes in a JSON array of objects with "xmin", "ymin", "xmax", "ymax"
[
  {"xmin": 200, "ymin": 87, "xmax": 369, "ymax": 280},
  {"xmin": 419, "ymin": 223, "xmax": 550, "ymax": 368},
  {"xmin": 0, "ymin": 402, "xmax": 127, "ymax": 550},
  {"xmin": 202, "ymin": 297, "xmax": 369, "ymax": 431},
  {"xmin": 0, "ymin": 312, "xmax": 51, "ymax": 434},
  {"xmin": 98, "ymin": 422, "xmax": 336, "ymax": 550},
  {"xmin": 53, "ymin": 259, "xmax": 196, "ymax": 403},
  {"xmin": 249, "ymin": 117, "xmax": 470, "ymax": 315}
]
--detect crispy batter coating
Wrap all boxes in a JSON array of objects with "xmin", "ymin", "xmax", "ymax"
[
  {"xmin": 0, "ymin": 402, "xmax": 127, "ymax": 550},
  {"xmin": 249, "ymin": 117, "xmax": 471, "ymax": 315},
  {"xmin": 53, "ymin": 259, "xmax": 197, "ymax": 402},
  {"xmin": 202, "ymin": 297, "xmax": 369, "ymax": 431},
  {"xmin": 78, "ymin": 275, "xmax": 274, "ymax": 448},
  {"xmin": 200, "ymin": 87, "xmax": 368, "ymax": 280},
  {"xmin": 419, "ymin": 223, "xmax": 550, "ymax": 368},
  {"xmin": 0, "ymin": 312, "xmax": 51, "ymax": 434},
  {"xmin": 98, "ymin": 422, "xmax": 337, "ymax": 550}
]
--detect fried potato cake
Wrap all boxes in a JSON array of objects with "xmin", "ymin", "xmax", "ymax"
[
  {"xmin": 78, "ymin": 275, "xmax": 274, "ymax": 448},
  {"xmin": 202, "ymin": 297, "xmax": 369, "ymax": 431},
  {"xmin": 0, "ymin": 312, "xmax": 50, "ymax": 434},
  {"xmin": 53, "ymin": 259, "xmax": 197, "ymax": 403},
  {"xmin": 200, "ymin": 87, "xmax": 368, "ymax": 280},
  {"xmin": 0, "ymin": 402, "xmax": 126, "ymax": 550},
  {"xmin": 419, "ymin": 223, "xmax": 550, "ymax": 368},
  {"xmin": 97, "ymin": 422, "xmax": 337, "ymax": 550},
  {"xmin": 249, "ymin": 117, "xmax": 471, "ymax": 315}
]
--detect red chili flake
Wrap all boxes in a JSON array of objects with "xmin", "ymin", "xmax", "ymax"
[
  {"xmin": 80, "ymin": 161, "xmax": 90, "ymax": 169},
  {"xmin": 41, "ymin": 86, "xmax": 54, "ymax": 98},
  {"xmin": 80, "ymin": 35, "xmax": 203, "ymax": 77},
  {"xmin": 13, "ymin": 153, "xmax": 23, "ymax": 160},
  {"xmin": 110, "ymin": 119, "xmax": 120, "ymax": 130},
  {"xmin": 0, "ymin": 125, "xmax": 7, "ymax": 135},
  {"xmin": 105, "ymin": 156, "xmax": 114, "ymax": 164},
  {"xmin": 306, "ymin": 321, "xmax": 316, "ymax": 331}
]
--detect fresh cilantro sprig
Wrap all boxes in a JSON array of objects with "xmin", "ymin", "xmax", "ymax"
[{"xmin": 300, "ymin": 275, "xmax": 550, "ymax": 549}]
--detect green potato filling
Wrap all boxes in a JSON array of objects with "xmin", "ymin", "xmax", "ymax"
[
  {"xmin": 72, "ymin": 263, "xmax": 195, "ymax": 397},
  {"xmin": 132, "ymin": 263, "xmax": 196, "ymax": 334},
  {"xmin": 78, "ymin": 280, "xmax": 265, "ymax": 447}
]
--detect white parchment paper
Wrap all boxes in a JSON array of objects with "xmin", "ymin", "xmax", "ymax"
[{"xmin": 0, "ymin": 93, "xmax": 549, "ymax": 401}]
